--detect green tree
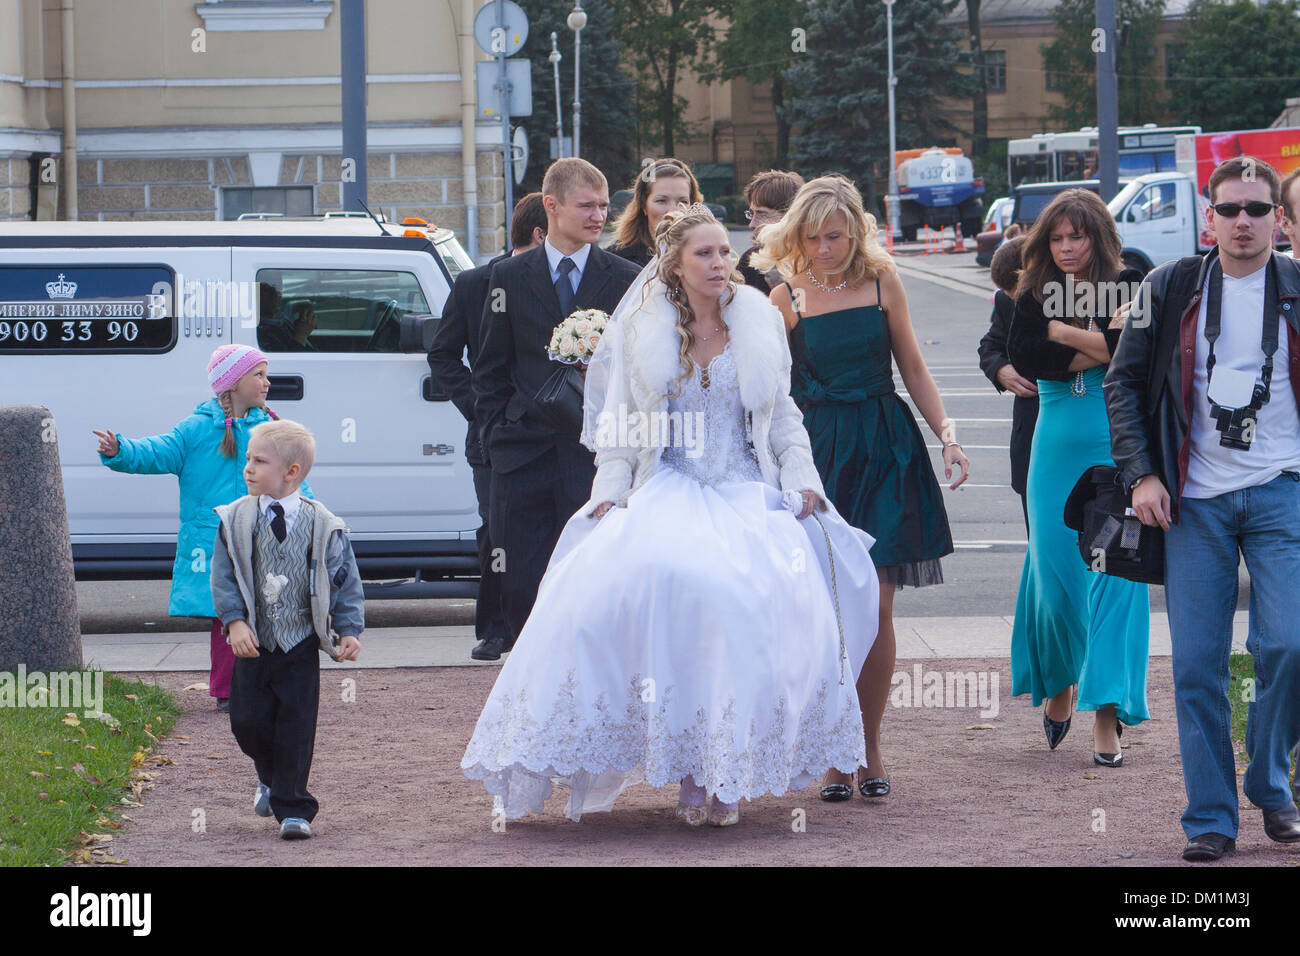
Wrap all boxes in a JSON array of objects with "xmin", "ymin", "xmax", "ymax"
[
  {"xmin": 514, "ymin": 0, "xmax": 639, "ymax": 196},
  {"xmin": 1167, "ymin": 0, "xmax": 1300, "ymax": 130},
  {"xmin": 784, "ymin": 0, "xmax": 973, "ymax": 206},
  {"xmin": 697, "ymin": 0, "xmax": 807, "ymax": 168},
  {"xmin": 1041, "ymin": 0, "xmax": 1167, "ymax": 129},
  {"xmin": 611, "ymin": 0, "xmax": 724, "ymax": 156}
]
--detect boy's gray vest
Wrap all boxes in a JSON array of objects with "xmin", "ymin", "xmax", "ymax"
[
  {"xmin": 253, "ymin": 503, "xmax": 315, "ymax": 652},
  {"xmin": 214, "ymin": 495, "xmax": 348, "ymax": 660}
]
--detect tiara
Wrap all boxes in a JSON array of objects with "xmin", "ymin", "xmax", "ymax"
[{"xmin": 682, "ymin": 201, "xmax": 715, "ymax": 218}]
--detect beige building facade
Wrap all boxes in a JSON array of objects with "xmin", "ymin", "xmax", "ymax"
[{"xmin": 0, "ymin": 0, "xmax": 507, "ymax": 254}]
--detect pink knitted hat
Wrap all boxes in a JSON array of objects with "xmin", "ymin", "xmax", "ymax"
[{"xmin": 207, "ymin": 344, "xmax": 269, "ymax": 395}]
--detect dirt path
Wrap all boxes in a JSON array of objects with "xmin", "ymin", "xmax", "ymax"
[{"xmin": 95, "ymin": 658, "xmax": 1297, "ymax": 866}]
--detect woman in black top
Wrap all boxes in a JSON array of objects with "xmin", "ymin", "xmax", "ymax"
[{"xmin": 607, "ymin": 158, "xmax": 701, "ymax": 266}]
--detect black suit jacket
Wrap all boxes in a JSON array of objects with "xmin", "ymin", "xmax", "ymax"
[
  {"xmin": 978, "ymin": 289, "xmax": 1039, "ymax": 497},
  {"xmin": 427, "ymin": 253, "xmax": 509, "ymax": 467},
  {"xmin": 473, "ymin": 244, "xmax": 642, "ymax": 474}
]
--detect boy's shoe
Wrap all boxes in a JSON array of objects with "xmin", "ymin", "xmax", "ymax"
[
  {"xmin": 253, "ymin": 782, "xmax": 272, "ymax": 817},
  {"xmin": 216, "ymin": 697, "xmax": 230, "ymax": 712},
  {"xmin": 279, "ymin": 818, "xmax": 312, "ymax": 840}
]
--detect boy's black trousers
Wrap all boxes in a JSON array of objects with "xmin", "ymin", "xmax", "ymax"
[{"xmin": 229, "ymin": 636, "xmax": 321, "ymax": 822}]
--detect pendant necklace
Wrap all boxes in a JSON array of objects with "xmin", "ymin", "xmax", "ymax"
[
  {"xmin": 1070, "ymin": 317, "xmax": 1094, "ymax": 397},
  {"xmin": 807, "ymin": 268, "xmax": 849, "ymax": 294}
]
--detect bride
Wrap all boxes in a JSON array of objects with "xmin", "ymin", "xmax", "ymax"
[{"xmin": 461, "ymin": 204, "xmax": 880, "ymax": 826}]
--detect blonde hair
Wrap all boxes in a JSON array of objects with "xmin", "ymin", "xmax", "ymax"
[
  {"xmin": 541, "ymin": 157, "xmax": 608, "ymax": 205},
  {"xmin": 249, "ymin": 419, "xmax": 316, "ymax": 478},
  {"xmin": 651, "ymin": 204, "xmax": 742, "ymax": 394},
  {"xmin": 612, "ymin": 159, "xmax": 702, "ymax": 253},
  {"xmin": 750, "ymin": 174, "xmax": 896, "ymax": 289},
  {"xmin": 217, "ymin": 391, "xmax": 277, "ymax": 458}
]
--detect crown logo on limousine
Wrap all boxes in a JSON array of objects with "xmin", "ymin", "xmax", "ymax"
[{"xmin": 46, "ymin": 274, "xmax": 77, "ymax": 299}]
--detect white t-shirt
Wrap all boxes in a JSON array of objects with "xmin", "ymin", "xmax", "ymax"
[{"xmin": 1183, "ymin": 263, "xmax": 1300, "ymax": 498}]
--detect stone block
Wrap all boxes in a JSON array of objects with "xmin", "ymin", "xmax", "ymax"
[
  {"xmin": 477, "ymin": 150, "xmax": 500, "ymax": 177},
  {"xmin": 148, "ymin": 185, "xmax": 216, "ymax": 211},
  {"xmin": 75, "ymin": 159, "xmax": 98, "ymax": 186},
  {"xmin": 102, "ymin": 158, "xmax": 211, "ymax": 184},
  {"xmin": 315, "ymin": 182, "xmax": 339, "ymax": 206},
  {"xmin": 366, "ymin": 153, "xmax": 393, "ymax": 180},
  {"xmin": 395, "ymin": 153, "xmax": 460, "ymax": 178},
  {"xmin": 78, "ymin": 186, "xmax": 146, "ymax": 212},
  {"xmin": 369, "ymin": 180, "xmax": 438, "ymax": 203},
  {"xmin": 0, "ymin": 405, "xmax": 82, "ymax": 672}
]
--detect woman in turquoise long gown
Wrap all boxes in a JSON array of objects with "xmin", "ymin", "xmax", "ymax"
[
  {"xmin": 761, "ymin": 175, "xmax": 968, "ymax": 800},
  {"xmin": 1006, "ymin": 188, "xmax": 1150, "ymax": 766}
]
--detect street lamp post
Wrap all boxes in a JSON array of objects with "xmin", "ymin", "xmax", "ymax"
[
  {"xmin": 884, "ymin": 0, "xmax": 900, "ymax": 242},
  {"xmin": 567, "ymin": 0, "xmax": 587, "ymax": 159},
  {"xmin": 549, "ymin": 32, "xmax": 564, "ymax": 159}
]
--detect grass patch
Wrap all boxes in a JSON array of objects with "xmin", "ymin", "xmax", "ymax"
[
  {"xmin": 1229, "ymin": 652, "xmax": 1253, "ymax": 761},
  {"xmin": 0, "ymin": 671, "xmax": 180, "ymax": 866}
]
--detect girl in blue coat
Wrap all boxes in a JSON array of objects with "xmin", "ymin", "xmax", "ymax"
[{"xmin": 93, "ymin": 344, "xmax": 311, "ymax": 710}]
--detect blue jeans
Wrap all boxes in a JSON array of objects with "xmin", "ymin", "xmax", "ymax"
[{"xmin": 1165, "ymin": 471, "xmax": 1300, "ymax": 839}]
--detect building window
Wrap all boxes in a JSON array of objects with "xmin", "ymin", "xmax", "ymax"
[
  {"xmin": 1165, "ymin": 44, "xmax": 1186, "ymax": 82},
  {"xmin": 984, "ymin": 50, "xmax": 1006, "ymax": 93},
  {"xmin": 1045, "ymin": 69, "xmax": 1061, "ymax": 92},
  {"xmin": 222, "ymin": 187, "xmax": 314, "ymax": 221},
  {"xmin": 195, "ymin": 1, "xmax": 333, "ymax": 32}
]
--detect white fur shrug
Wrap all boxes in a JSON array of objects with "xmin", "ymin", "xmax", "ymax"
[{"xmin": 588, "ymin": 282, "xmax": 826, "ymax": 507}]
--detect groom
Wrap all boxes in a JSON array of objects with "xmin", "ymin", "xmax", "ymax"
[{"xmin": 473, "ymin": 157, "xmax": 642, "ymax": 647}]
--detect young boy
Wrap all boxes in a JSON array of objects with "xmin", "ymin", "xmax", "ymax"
[{"xmin": 210, "ymin": 419, "xmax": 363, "ymax": 840}]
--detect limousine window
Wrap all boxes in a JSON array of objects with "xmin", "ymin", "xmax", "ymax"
[{"xmin": 256, "ymin": 268, "xmax": 430, "ymax": 353}]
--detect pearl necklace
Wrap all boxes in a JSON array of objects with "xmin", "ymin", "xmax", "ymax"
[
  {"xmin": 807, "ymin": 268, "xmax": 849, "ymax": 294},
  {"xmin": 1070, "ymin": 317, "xmax": 1094, "ymax": 397}
]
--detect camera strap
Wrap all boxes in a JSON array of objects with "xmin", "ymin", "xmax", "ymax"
[{"xmin": 1203, "ymin": 258, "xmax": 1278, "ymax": 408}]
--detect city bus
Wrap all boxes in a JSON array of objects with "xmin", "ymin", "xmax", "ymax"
[{"xmin": 1008, "ymin": 124, "xmax": 1201, "ymax": 190}]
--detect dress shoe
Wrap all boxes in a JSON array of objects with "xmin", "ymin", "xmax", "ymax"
[
  {"xmin": 1093, "ymin": 751, "xmax": 1123, "ymax": 768},
  {"xmin": 820, "ymin": 783, "xmax": 854, "ymax": 802},
  {"xmin": 470, "ymin": 636, "xmax": 507, "ymax": 661},
  {"xmin": 1182, "ymin": 832, "xmax": 1235, "ymax": 861},
  {"xmin": 216, "ymin": 697, "xmax": 230, "ymax": 712},
  {"xmin": 1043, "ymin": 709, "xmax": 1071, "ymax": 750},
  {"xmin": 858, "ymin": 776, "xmax": 890, "ymax": 798},
  {"xmin": 279, "ymin": 817, "xmax": 312, "ymax": 840},
  {"xmin": 1262, "ymin": 804, "xmax": 1300, "ymax": 843},
  {"xmin": 253, "ymin": 781, "xmax": 272, "ymax": 817}
]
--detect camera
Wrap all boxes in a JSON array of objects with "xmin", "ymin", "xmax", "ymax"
[{"xmin": 1208, "ymin": 382, "xmax": 1268, "ymax": 451}]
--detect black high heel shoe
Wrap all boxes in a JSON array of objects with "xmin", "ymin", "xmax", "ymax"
[
  {"xmin": 1043, "ymin": 709, "xmax": 1071, "ymax": 750},
  {"xmin": 1094, "ymin": 715, "xmax": 1124, "ymax": 767}
]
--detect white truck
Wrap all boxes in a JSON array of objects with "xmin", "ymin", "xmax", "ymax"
[
  {"xmin": 1108, "ymin": 171, "xmax": 1210, "ymax": 275},
  {"xmin": 0, "ymin": 216, "xmax": 484, "ymax": 597}
]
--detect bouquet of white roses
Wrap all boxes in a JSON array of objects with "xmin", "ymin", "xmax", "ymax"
[{"xmin": 547, "ymin": 308, "xmax": 611, "ymax": 365}]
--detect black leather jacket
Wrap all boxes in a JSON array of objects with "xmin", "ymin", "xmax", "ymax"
[{"xmin": 1103, "ymin": 249, "xmax": 1300, "ymax": 522}]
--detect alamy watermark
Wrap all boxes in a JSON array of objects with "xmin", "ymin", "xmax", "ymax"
[
  {"xmin": 0, "ymin": 665, "xmax": 104, "ymax": 716},
  {"xmin": 592, "ymin": 404, "xmax": 709, "ymax": 459},
  {"xmin": 890, "ymin": 664, "xmax": 999, "ymax": 718}
]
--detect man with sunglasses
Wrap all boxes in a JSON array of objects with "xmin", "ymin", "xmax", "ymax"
[{"xmin": 1106, "ymin": 155, "xmax": 1300, "ymax": 862}]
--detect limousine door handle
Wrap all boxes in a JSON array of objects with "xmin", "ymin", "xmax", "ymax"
[
  {"xmin": 268, "ymin": 375, "xmax": 304, "ymax": 401},
  {"xmin": 421, "ymin": 375, "xmax": 450, "ymax": 402}
]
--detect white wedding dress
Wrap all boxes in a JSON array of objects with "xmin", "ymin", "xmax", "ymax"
[{"xmin": 461, "ymin": 339, "xmax": 881, "ymax": 821}]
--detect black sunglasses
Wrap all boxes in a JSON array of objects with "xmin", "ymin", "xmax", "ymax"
[{"xmin": 1211, "ymin": 201, "xmax": 1277, "ymax": 218}]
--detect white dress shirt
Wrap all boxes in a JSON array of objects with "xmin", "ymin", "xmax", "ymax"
[
  {"xmin": 544, "ymin": 238, "xmax": 591, "ymax": 295},
  {"xmin": 258, "ymin": 489, "xmax": 304, "ymax": 534}
]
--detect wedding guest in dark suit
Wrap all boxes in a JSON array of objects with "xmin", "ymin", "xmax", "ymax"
[
  {"xmin": 428, "ymin": 192, "xmax": 547, "ymax": 660},
  {"xmin": 607, "ymin": 158, "xmax": 701, "ymax": 267},
  {"xmin": 739, "ymin": 170, "xmax": 804, "ymax": 292},
  {"xmin": 977, "ymin": 236, "xmax": 1037, "ymax": 530},
  {"xmin": 473, "ymin": 158, "xmax": 642, "ymax": 643}
]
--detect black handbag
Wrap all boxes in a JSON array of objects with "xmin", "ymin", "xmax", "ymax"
[
  {"xmin": 534, "ymin": 362, "xmax": 586, "ymax": 437},
  {"xmin": 1063, "ymin": 464, "xmax": 1165, "ymax": 585}
]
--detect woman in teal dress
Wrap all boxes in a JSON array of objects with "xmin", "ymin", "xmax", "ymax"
[
  {"xmin": 761, "ymin": 175, "xmax": 969, "ymax": 801},
  {"xmin": 1006, "ymin": 188, "xmax": 1149, "ymax": 766}
]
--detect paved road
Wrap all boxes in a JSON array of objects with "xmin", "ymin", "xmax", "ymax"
[{"xmin": 77, "ymin": 249, "xmax": 1173, "ymax": 635}]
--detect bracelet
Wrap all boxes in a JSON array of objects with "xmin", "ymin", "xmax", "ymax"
[{"xmin": 942, "ymin": 441, "xmax": 963, "ymax": 450}]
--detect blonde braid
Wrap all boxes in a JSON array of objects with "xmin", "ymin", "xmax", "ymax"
[{"xmin": 217, "ymin": 390, "xmax": 238, "ymax": 458}]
